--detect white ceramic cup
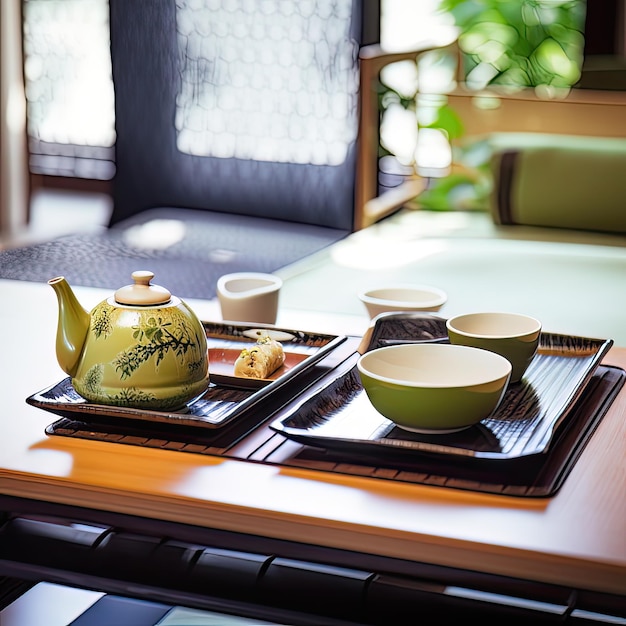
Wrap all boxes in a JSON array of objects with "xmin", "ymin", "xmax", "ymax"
[
  {"xmin": 216, "ymin": 272, "xmax": 282, "ymax": 325},
  {"xmin": 358, "ymin": 284, "xmax": 447, "ymax": 319}
]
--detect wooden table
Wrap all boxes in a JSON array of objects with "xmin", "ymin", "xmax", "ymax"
[{"xmin": 0, "ymin": 276, "xmax": 625, "ymax": 608}]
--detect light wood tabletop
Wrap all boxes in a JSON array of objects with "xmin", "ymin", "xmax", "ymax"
[{"xmin": 0, "ymin": 276, "xmax": 625, "ymax": 598}]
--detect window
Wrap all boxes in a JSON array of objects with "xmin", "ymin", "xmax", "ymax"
[
  {"xmin": 21, "ymin": 0, "xmax": 600, "ymax": 188},
  {"xmin": 22, "ymin": 0, "xmax": 115, "ymax": 180}
]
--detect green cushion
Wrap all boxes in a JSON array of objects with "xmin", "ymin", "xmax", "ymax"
[{"xmin": 489, "ymin": 133, "xmax": 626, "ymax": 234}]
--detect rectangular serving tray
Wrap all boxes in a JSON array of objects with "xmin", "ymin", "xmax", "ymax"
[
  {"xmin": 27, "ymin": 321, "xmax": 346, "ymax": 430},
  {"xmin": 270, "ymin": 314, "xmax": 614, "ymax": 460}
]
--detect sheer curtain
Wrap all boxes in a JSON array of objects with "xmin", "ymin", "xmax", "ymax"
[{"xmin": 0, "ymin": 0, "xmax": 29, "ymax": 245}]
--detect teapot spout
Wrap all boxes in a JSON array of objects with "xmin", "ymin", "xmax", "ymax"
[{"xmin": 49, "ymin": 276, "xmax": 90, "ymax": 378}]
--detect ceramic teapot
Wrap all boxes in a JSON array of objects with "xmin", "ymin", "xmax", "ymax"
[{"xmin": 49, "ymin": 271, "xmax": 209, "ymax": 411}]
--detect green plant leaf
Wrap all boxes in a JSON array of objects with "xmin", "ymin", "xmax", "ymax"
[
  {"xmin": 418, "ymin": 173, "xmax": 490, "ymax": 212},
  {"xmin": 422, "ymin": 104, "xmax": 465, "ymax": 140}
]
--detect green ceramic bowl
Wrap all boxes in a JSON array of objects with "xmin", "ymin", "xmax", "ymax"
[
  {"xmin": 446, "ymin": 312, "xmax": 541, "ymax": 383},
  {"xmin": 357, "ymin": 343, "xmax": 512, "ymax": 433}
]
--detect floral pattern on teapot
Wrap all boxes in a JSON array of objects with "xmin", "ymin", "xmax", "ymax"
[{"xmin": 50, "ymin": 272, "xmax": 210, "ymax": 411}]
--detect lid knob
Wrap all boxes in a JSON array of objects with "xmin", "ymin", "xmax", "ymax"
[{"xmin": 114, "ymin": 271, "xmax": 172, "ymax": 306}]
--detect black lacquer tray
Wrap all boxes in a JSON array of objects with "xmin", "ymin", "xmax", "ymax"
[
  {"xmin": 270, "ymin": 313, "xmax": 614, "ymax": 460},
  {"xmin": 27, "ymin": 322, "xmax": 346, "ymax": 430},
  {"xmin": 38, "ymin": 314, "xmax": 623, "ymax": 497}
]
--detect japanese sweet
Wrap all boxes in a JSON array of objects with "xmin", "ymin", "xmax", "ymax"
[
  {"xmin": 49, "ymin": 270, "xmax": 209, "ymax": 411},
  {"xmin": 357, "ymin": 343, "xmax": 511, "ymax": 433}
]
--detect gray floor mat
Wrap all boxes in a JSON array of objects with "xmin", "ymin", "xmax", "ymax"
[{"xmin": 0, "ymin": 208, "xmax": 348, "ymax": 299}]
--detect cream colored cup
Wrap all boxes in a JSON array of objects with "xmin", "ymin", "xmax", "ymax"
[
  {"xmin": 217, "ymin": 272, "xmax": 282, "ymax": 324},
  {"xmin": 358, "ymin": 284, "xmax": 447, "ymax": 319},
  {"xmin": 446, "ymin": 312, "xmax": 541, "ymax": 383}
]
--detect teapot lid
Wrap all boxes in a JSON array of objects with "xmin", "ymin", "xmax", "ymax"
[{"xmin": 114, "ymin": 271, "xmax": 171, "ymax": 305}]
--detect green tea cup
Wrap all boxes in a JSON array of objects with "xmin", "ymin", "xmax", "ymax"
[{"xmin": 446, "ymin": 312, "xmax": 541, "ymax": 383}]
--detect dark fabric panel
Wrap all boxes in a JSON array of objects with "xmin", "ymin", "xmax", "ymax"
[{"xmin": 108, "ymin": 0, "xmax": 364, "ymax": 230}]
